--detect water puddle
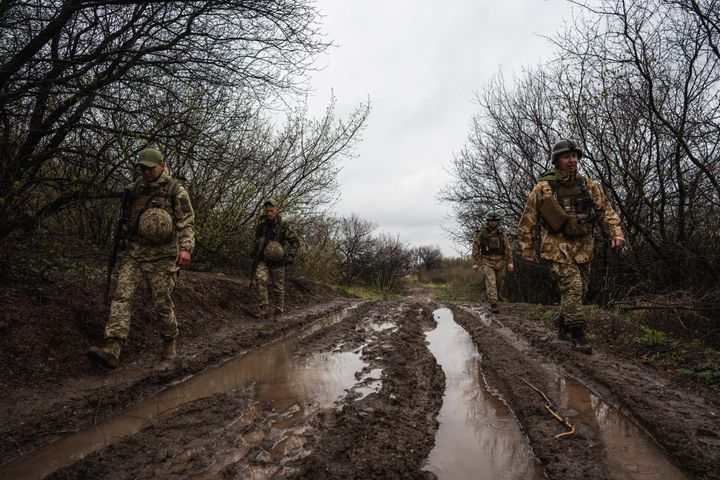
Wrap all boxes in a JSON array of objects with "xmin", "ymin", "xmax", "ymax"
[
  {"xmin": 423, "ymin": 308, "xmax": 544, "ymax": 480},
  {"xmin": 559, "ymin": 376, "xmax": 689, "ymax": 480},
  {"xmin": 0, "ymin": 306, "xmax": 367, "ymax": 480}
]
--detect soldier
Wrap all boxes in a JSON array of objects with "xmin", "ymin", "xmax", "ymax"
[
  {"xmin": 252, "ymin": 198, "xmax": 300, "ymax": 320},
  {"xmin": 472, "ymin": 211, "xmax": 514, "ymax": 313},
  {"xmin": 518, "ymin": 139, "xmax": 624, "ymax": 354},
  {"xmin": 88, "ymin": 147, "xmax": 195, "ymax": 369}
]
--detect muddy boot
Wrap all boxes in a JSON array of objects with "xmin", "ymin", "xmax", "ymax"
[
  {"xmin": 570, "ymin": 325, "xmax": 593, "ymax": 354},
  {"xmin": 257, "ymin": 304, "xmax": 272, "ymax": 320},
  {"xmin": 555, "ymin": 314, "xmax": 571, "ymax": 342},
  {"xmin": 87, "ymin": 338, "xmax": 121, "ymax": 369},
  {"xmin": 273, "ymin": 308, "xmax": 283, "ymax": 321},
  {"xmin": 162, "ymin": 337, "xmax": 176, "ymax": 360},
  {"xmin": 490, "ymin": 303, "xmax": 500, "ymax": 314}
]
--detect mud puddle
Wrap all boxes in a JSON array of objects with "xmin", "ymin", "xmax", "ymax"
[
  {"xmin": 559, "ymin": 376, "xmax": 689, "ymax": 480},
  {"xmin": 1, "ymin": 306, "xmax": 367, "ymax": 480},
  {"xmin": 423, "ymin": 308, "xmax": 544, "ymax": 480}
]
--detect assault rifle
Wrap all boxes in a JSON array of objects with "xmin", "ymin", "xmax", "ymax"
[{"xmin": 104, "ymin": 188, "xmax": 132, "ymax": 305}]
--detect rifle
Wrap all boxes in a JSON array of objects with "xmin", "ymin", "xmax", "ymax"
[
  {"xmin": 104, "ymin": 188, "xmax": 132, "ymax": 305},
  {"xmin": 248, "ymin": 255, "xmax": 259, "ymax": 291}
]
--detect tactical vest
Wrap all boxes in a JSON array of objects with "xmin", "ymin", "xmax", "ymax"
[
  {"xmin": 479, "ymin": 227, "xmax": 505, "ymax": 256},
  {"xmin": 256, "ymin": 218, "xmax": 290, "ymax": 264},
  {"xmin": 542, "ymin": 174, "xmax": 596, "ymax": 237},
  {"xmin": 126, "ymin": 178, "xmax": 182, "ymax": 243}
]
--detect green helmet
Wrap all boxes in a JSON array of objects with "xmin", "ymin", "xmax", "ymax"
[
  {"xmin": 138, "ymin": 207, "xmax": 174, "ymax": 244},
  {"xmin": 263, "ymin": 240, "xmax": 285, "ymax": 262},
  {"xmin": 486, "ymin": 211, "xmax": 501, "ymax": 222},
  {"xmin": 550, "ymin": 139, "xmax": 583, "ymax": 164}
]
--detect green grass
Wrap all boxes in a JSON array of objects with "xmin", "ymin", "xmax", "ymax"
[{"xmin": 333, "ymin": 284, "xmax": 400, "ymax": 301}]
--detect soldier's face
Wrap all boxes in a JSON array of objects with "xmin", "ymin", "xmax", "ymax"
[
  {"xmin": 556, "ymin": 152, "xmax": 579, "ymax": 173},
  {"xmin": 265, "ymin": 205, "xmax": 278, "ymax": 220},
  {"xmin": 488, "ymin": 219, "xmax": 499, "ymax": 229},
  {"xmin": 140, "ymin": 163, "xmax": 165, "ymax": 182}
]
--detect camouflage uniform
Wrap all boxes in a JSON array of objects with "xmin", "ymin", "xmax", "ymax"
[
  {"xmin": 252, "ymin": 213, "xmax": 299, "ymax": 315},
  {"xmin": 105, "ymin": 170, "xmax": 195, "ymax": 342},
  {"xmin": 471, "ymin": 226, "xmax": 513, "ymax": 303},
  {"xmin": 517, "ymin": 168, "xmax": 623, "ymax": 328}
]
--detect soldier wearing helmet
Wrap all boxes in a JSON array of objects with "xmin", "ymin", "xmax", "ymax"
[
  {"xmin": 88, "ymin": 147, "xmax": 195, "ymax": 369},
  {"xmin": 517, "ymin": 139, "xmax": 625, "ymax": 354},
  {"xmin": 471, "ymin": 211, "xmax": 514, "ymax": 313},
  {"xmin": 251, "ymin": 197, "xmax": 300, "ymax": 320}
]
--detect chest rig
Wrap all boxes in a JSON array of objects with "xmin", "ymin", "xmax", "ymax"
[
  {"xmin": 479, "ymin": 227, "xmax": 504, "ymax": 255},
  {"xmin": 126, "ymin": 178, "xmax": 181, "ymax": 242},
  {"xmin": 542, "ymin": 176, "xmax": 596, "ymax": 236}
]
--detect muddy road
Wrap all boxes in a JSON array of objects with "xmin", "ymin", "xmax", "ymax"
[{"xmin": 1, "ymin": 284, "xmax": 719, "ymax": 479}]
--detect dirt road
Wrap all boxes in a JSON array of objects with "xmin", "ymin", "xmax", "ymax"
[{"xmin": 1, "ymin": 277, "xmax": 718, "ymax": 479}]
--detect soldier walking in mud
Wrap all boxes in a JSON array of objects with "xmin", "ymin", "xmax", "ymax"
[
  {"xmin": 471, "ymin": 211, "xmax": 514, "ymax": 313},
  {"xmin": 517, "ymin": 139, "xmax": 624, "ymax": 354},
  {"xmin": 88, "ymin": 148, "xmax": 195, "ymax": 369},
  {"xmin": 252, "ymin": 198, "xmax": 300, "ymax": 320}
]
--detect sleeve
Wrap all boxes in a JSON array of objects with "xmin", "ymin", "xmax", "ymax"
[
  {"xmin": 471, "ymin": 232, "xmax": 481, "ymax": 264},
  {"xmin": 587, "ymin": 179, "xmax": 624, "ymax": 239},
  {"xmin": 174, "ymin": 185, "xmax": 195, "ymax": 254},
  {"xmin": 283, "ymin": 223, "xmax": 301, "ymax": 263},
  {"xmin": 503, "ymin": 231, "xmax": 513, "ymax": 262},
  {"xmin": 517, "ymin": 183, "xmax": 543, "ymax": 258}
]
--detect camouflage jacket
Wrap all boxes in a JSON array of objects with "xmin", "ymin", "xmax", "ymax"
[
  {"xmin": 471, "ymin": 226, "xmax": 513, "ymax": 264},
  {"xmin": 123, "ymin": 171, "xmax": 195, "ymax": 262},
  {"xmin": 252, "ymin": 214, "xmax": 300, "ymax": 266},
  {"xmin": 517, "ymin": 169, "xmax": 623, "ymax": 264}
]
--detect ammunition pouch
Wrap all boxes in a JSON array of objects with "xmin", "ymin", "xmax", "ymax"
[
  {"xmin": 540, "ymin": 196, "xmax": 569, "ymax": 232},
  {"xmin": 563, "ymin": 214, "xmax": 593, "ymax": 237},
  {"xmin": 488, "ymin": 237, "xmax": 501, "ymax": 250}
]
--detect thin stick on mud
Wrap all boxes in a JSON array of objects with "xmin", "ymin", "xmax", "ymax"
[{"xmin": 517, "ymin": 376, "xmax": 575, "ymax": 439}]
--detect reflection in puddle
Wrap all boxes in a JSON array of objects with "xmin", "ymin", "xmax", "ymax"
[
  {"xmin": 0, "ymin": 307, "xmax": 364, "ymax": 480},
  {"xmin": 424, "ymin": 308, "xmax": 544, "ymax": 480},
  {"xmin": 559, "ymin": 377, "xmax": 689, "ymax": 480}
]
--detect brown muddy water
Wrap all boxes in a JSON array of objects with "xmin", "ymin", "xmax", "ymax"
[
  {"xmin": 423, "ymin": 308, "xmax": 545, "ymax": 480},
  {"xmin": 1, "ymin": 306, "xmax": 374, "ymax": 480},
  {"xmin": 558, "ymin": 376, "xmax": 689, "ymax": 480}
]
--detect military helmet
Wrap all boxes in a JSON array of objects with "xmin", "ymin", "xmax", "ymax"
[
  {"xmin": 138, "ymin": 207, "xmax": 174, "ymax": 243},
  {"xmin": 263, "ymin": 240, "xmax": 285, "ymax": 262},
  {"xmin": 486, "ymin": 211, "xmax": 501, "ymax": 221},
  {"xmin": 137, "ymin": 148, "xmax": 164, "ymax": 167},
  {"xmin": 550, "ymin": 139, "xmax": 583, "ymax": 164}
]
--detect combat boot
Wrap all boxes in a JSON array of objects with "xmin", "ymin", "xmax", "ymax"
[
  {"xmin": 257, "ymin": 304, "xmax": 272, "ymax": 320},
  {"xmin": 162, "ymin": 337, "xmax": 176, "ymax": 359},
  {"xmin": 273, "ymin": 308, "xmax": 283, "ymax": 321},
  {"xmin": 555, "ymin": 313, "xmax": 571, "ymax": 342},
  {"xmin": 569, "ymin": 325, "xmax": 593, "ymax": 354},
  {"xmin": 490, "ymin": 303, "xmax": 500, "ymax": 314},
  {"xmin": 87, "ymin": 338, "xmax": 121, "ymax": 369}
]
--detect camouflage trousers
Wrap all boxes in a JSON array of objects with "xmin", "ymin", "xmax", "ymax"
[
  {"xmin": 256, "ymin": 261, "xmax": 285, "ymax": 313},
  {"xmin": 105, "ymin": 257, "xmax": 179, "ymax": 342},
  {"xmin": 550, "ymin": 261, "xmax": 590, "ymax": 327},
  {"xmin": 479, "ymin": 256, "xmax": 506, "ymax": 303}
]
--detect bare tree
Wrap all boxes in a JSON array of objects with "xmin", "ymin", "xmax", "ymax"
[{"xmin": 0, "ymin": 0, "xmax": 329, "ymax": 240}]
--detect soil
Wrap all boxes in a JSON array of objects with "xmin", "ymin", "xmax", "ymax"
[{"xmin": 1, "ymin": 262, "xmax": 719, "ymax": 479}]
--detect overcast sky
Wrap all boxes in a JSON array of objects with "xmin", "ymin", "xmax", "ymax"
[{"xmin": 304, "ymin": 0, "xmax": 574, "ymax": 257}]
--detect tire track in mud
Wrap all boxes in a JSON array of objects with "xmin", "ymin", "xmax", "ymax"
[
  {"xmin": 292, "ymin": 299, "xmax": 445, "ymax": 479},
  {"xmin": 502, "ymin": 310, "xmax": 720, "ymax": 480},
  {"xmin": 42, "ymin": 300, "xmax": 444, "ymax": 479},
  {"xmin": 449, "ymin": 304, "xmax": 612, "ymax": 480}
]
